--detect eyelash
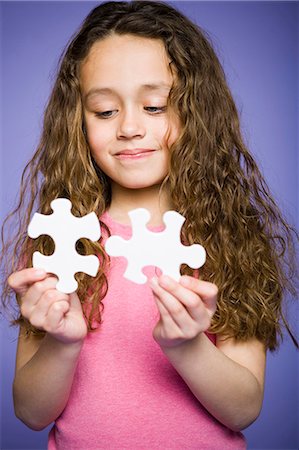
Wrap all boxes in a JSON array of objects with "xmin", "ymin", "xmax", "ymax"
[
  {"xmin": 95, "ymin": 106, "xmax": 167, "ymax": 119},
  {"xmin": 144, "ymin": 106, "xmax": 167, "ymax": 113},
  {"xmin": 95, "ymin": 111, "xmax": 115, "ymax": 119}
]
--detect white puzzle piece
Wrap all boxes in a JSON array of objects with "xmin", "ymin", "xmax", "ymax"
[
  {"xmin": 28, "ymin": 198, "xmax": 101, "ymax": 294},
  {"xmin": 105, "ymin": 208, "xmax": 206, "ymax": 284}
]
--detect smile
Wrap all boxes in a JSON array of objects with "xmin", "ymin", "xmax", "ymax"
[{"xmin": 114, "ymin": 149, "xmax": 156, "ymax": 160}]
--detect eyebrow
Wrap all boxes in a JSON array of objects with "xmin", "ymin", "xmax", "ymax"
[{"xmin": 84, "ymin": 83, "xmax": 171, "ymax": 102}]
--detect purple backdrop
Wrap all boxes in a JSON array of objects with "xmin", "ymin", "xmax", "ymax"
[{"xmin": 1, "ymin": 1, "xmax": 298, "ymax": 449}]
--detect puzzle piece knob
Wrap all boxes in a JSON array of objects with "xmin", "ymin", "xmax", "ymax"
[{"xmin": 28, "ymin": 198, "xmax": 101, "ymax": 294}]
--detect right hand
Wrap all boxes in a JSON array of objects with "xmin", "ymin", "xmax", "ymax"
[{"xmin": 8, "ymin": 268, "xmax": 88, "ymax": 344}]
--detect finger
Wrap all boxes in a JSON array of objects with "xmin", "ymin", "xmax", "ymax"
[
  {"xmin": 153, "ymin": 296, "xmax": 184, "ymax": 339},
  {"xmin": 156, "ymin": 275, "xmax": 209, "ymax": 322},
  {"xmin": 154, "ymin": 294, "xmax": 179, "ymax": 327},
  {"xmin": 179, "ymin": 276, "xmax": 218, "ymax": 313},
  {"xmin": 8, "ymin": 268, "xmax": 47, "ymax": 295},
  {"xmin": 21, "ymin": 277, "xmax": 61, "ymax": 318},
  {"xmin": 24, "ymin": 276, "xmax": 59, "ymax": 305},
  {"xmin": 28, "ymin": 289, "xmax": 70, "ymax": 329},
  {"xmin": 150, "ymin": 277, "xmax": 194, "ymax": 328},
  {"xmin": 44, "ymin": 300, "xmax": 70, "ymax": 331}
]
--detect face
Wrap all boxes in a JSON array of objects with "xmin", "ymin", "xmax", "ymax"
[{"xmin": 80, "ymin": 34, "xmax": 180, "ymax": 192}]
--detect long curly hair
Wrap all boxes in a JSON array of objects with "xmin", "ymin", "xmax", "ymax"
[{"xmin": 1, "ymin": 1, "xmax": 297, "ymax": 350}]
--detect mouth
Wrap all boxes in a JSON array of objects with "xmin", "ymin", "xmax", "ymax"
[{"xmin": 114, "ymin": 148, "xmax": 156, "ymax": 160}]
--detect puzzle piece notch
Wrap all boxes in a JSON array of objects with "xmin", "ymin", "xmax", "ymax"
[
  {"xmin": 28, "ymin": 198, "xmax": 101, "ymax": 294},
  {"xmin": 105, "ymin": 208, "xmax": 206, "ymax": 284}
]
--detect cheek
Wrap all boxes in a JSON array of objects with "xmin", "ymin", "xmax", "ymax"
[
  {"xmin": 162, "ymin": 117, "xmax": 180, "ymax": 149},
  {"xmin": 86, "ymin": 125, "xmax": 110, "ymax": 154},
  {"xmin": 169, "ymin": 122, "xmax": 180, "ymax": 145}
]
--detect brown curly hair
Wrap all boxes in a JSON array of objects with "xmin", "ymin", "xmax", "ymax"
[{"xmin": 1, "ymin": 1, "xmax": 297, "ymax": 350}]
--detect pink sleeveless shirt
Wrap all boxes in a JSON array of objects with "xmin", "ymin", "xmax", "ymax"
[{"xmin": 48, "ymin": 212, "xmax": 246, "ymax": 450}]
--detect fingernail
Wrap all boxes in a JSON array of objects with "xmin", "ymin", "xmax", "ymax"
[
  {"xmin": 159, "ymin": 275, "xmax": 172, "ymax": 287},
  {"xmin": 150, "ymin": 276, "xmax": 159, "ymax": 287},
  {"xmin": 34, "ymin": 268, "xmax": 46, "ymax": 276}
]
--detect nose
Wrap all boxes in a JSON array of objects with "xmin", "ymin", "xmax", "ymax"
[{"xmin": 117, "ymin": 107, "xmax": 146, "ymax": 140}]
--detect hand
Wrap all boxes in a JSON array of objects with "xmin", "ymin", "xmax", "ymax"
[
  {"xmin": 150, "ymin": 275, "xmax": 217, "ymax": 349},
  {"xmin": 8, "ymin": 268, "xmax": 88, "ymax": 345}
]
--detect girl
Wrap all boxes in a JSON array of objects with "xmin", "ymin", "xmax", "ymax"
[{"xmin": 1, "ymin": 1, "xmax": 297, "ymax": 449}]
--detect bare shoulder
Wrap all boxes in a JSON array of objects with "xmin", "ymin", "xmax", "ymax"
[
  {"xmin": 216, "ymin": 334, "xmax": 266, "ymax": 391},
  {"xmin": 15, "ymin": 325, "xmax": 45, "ymax": 372}
]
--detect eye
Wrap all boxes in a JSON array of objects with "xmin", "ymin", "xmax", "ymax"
[
  {"xmin": 144, "ymin": 106, "xmax": 167, "ymax": 114},
  {"xmin": 95, "ymin": 110, "xmax": 117, "ymax": 119}
]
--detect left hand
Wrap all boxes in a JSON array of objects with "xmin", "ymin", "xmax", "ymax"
[{"xmin": 150, "ymin": 275, "xmax": 218, "ymax": 349}]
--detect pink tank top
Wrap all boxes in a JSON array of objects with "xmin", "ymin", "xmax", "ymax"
[{"xmin": 48, "ymin": 212, "xmax": 245, "ymax": 449}]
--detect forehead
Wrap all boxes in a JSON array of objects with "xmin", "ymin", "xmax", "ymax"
[{"xmin": 80, "ymin": 34, "xmax": 174, "ymax": 95}]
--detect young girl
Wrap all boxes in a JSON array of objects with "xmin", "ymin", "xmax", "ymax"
[{"xmin": 1, "ymin": 1, "xmax": 297, "ymax": 449}]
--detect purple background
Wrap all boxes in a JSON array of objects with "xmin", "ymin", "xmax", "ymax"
[{"xmin": 1, "ymin": 1, "xmax": 298, "ymax": 449}]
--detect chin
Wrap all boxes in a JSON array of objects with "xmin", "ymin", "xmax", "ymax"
[
  {"xmin": 123, "ymin": 179, "xmax": 165, "ymax": 190},
  {"xmin": 123, "ymin": 183, "xmax": 155, "ymax": 190}
]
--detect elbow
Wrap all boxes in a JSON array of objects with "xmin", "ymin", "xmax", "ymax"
[
  {"xmin": 227, "ymin": 402, "xmax": 263, "ymax": 432},
  {"xmin": 227, "ymin": 380, "xmax": 264, "ymax": 432},
  {"xmin": 14, "ymin": 406, "xmax": 49, "ymax": 431},
  {"xmin": 229, "ymin": 415, "xmax": 260, "ymax": 433},
  {"xmin": 13, "ymin": 384, "xmax": 51, "ymax": 431},
  {"xmin": 14, "ymin": 402, "xmax": 50, "ymax": 431}
]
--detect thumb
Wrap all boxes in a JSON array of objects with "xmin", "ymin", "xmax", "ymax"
[{"xmin": 8, "ymin": 268, "xmax": 47, "ymax": 295}]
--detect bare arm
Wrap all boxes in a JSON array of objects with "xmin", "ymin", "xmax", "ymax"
[
  {"xmin": 162, "ymin": 333, "xmax": 265, "ymax": 431},
  {"xmin": 150, "ymin": 274, "xmax": 266, "ymax": 431},
  {"xmin": 9, "ymin": 269, "xmax": 87, "ymax": 430},
  {"xmin": 13, "ymin": 329, "xmax": 83, "ymax": 430}
]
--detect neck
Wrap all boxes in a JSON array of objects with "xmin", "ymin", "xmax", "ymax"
[{"xmin": 108, "ymin": 183, "xmax": 173, "ymax": 226}]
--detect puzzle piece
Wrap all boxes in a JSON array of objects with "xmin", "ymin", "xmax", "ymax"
[
  {"xmin": 28, "ymin": 198, "xmax": 101, "ymax": 294},
  {"xmin": 105, "ymin": 208, "xmax": 206, "ymax": 284}
]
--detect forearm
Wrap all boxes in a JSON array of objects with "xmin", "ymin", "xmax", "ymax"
[
  {"xmin": 162, "ymin": 333, "xmax": 264, "ymax": 431},
  {"xmin": 13, "ymin": 334, "xmax": 83, "ymax": 430}
]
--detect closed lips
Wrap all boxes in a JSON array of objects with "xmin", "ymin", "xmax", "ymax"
[
  {"xmin": 115, "ymin": 149, "xmax": 156, "ymax": 156},
  {"xmin": 114, "ymin": 149, "xmax": 157, "ymax": 159}
]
